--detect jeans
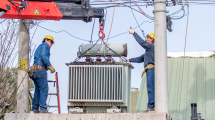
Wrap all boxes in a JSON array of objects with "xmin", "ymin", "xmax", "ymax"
[
  {"xmin": 31, "ymin": 69, "xmax": 48, "ymax": 111},
  {"xmin": 146, "ymin": 69, "xmax": 155, "ymax": 109}
]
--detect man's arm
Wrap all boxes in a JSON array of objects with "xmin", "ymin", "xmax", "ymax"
[
  {"xmin": 133, "ymin": 32, "xmax": 153, "ymax": 50},
  {"xmin": 41, "ymin": 44, "xmax": 51, "ymax": 67},
  {"xmin": 130, "ymin": 54, "xmax": 144, "ymax": 63}
]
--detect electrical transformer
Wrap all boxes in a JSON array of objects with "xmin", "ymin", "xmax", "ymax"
[{"xmin": 66, "ymin": 44, "xmax": 133, "ymax": 113}]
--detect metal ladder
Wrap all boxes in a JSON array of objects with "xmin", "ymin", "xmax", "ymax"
[{"xmin": 47, "ymin": 72, "xmax": 61, "ymax": 113}]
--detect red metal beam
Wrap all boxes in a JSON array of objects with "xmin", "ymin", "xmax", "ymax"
[
  {"xmin": 0, "ymin": 0, "xmax": 62, "ymax": 20},
  {"xmin": 0, "ymin": 0, "xmax": 11, "ymax": 11}
]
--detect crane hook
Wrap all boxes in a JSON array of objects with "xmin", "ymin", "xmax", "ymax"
[{"xmin": 98, "ymin": 23, "xmax": 105, "ymax": 40}]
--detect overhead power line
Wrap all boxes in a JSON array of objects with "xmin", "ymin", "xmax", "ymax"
[
  {"xmin": 91, "ymin": 0, "xmax": 215, "ymax": 8},
  {"xmin": 9, "ymin": 2, "xmax": 189, "ymax": 42},
  {"xmin": 11, "ymin": 20, "xmax": 153, "ymax": 42}
]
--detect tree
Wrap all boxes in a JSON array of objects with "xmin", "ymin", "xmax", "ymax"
[{"xmin": 0, "ymin": 19, "xmax": 36, "ymax": 119}]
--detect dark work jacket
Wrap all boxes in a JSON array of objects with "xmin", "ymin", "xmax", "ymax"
[
  {"xmin": 130, "ymin": 32, "xmax": 154, "ymax": 68},
  {"xmin": 33, "ymin": 43, "xmax": 51, "ymax": 70}
]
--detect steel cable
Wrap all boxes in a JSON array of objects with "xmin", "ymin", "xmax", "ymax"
[
  {"xmin": 73, "ymin": 39, "xmax": 101, "ymax": 62},
  {"xmin": 101, "ymin": 39, "xmax": 127, "ymax": 62},
  {"xmin": 90, "ymin": 18, "xmax": 95, "ymax": 44}
]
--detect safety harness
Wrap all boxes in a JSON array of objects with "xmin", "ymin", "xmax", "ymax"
[{"xmin": 141, "ymin": 64, "xmax": 155, "ymax": 78}]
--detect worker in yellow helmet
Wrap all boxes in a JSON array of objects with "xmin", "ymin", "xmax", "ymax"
[
  {"xmin": 30, "ymin": 35, "xmax": 55, "ymax": 113},
  {"xmin": 127, "ymin": 28, "xmax": 155, "ymax": 113}
]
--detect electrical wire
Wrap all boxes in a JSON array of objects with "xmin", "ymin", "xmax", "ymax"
[
  {"xmin": 90, "ymin": 0, "xmax": 215, "ymax": 3},
  {"xmin": 130, "ymin": 0, "xmax": 145, "ymax": 39},
  {"xmin": 178, "ymin": 3, "xmax": 189, "ymax": 120},
  {"xmin": 11, "ymin": 19, "xmax": 19, "ymax": 23},
  {"xmin": 171, "ymin": 8, "xmax": 185, "ymax": 20},
  {"xmin": 11, "ymin": 18, "xmax": 154, "ymax": 42},
  {"xmin": 0, "ymin": 19, "xmax": 6, "ymax": 24},
  {"xmin": 106, "ymin": 0, "xmax": 116, "ymax": 45},
  {"xmin": 122, "ymin": 4, "xmax": 154, "ymax": 20},
  {"xmin": 91, "ymin": 0, "xmax": 215, "ymax": 8},
  {"xmin": 90, "ymin": 1, "xmax": 147, "ymax": 5},
  {"xmin": 170, "ymin": 6, "xmax": 183, "ymax": 16},
  {"xmin": 34, "ymin": 20, "xmax": 153, "ymax": 42},
  {"xmin": 36, "ymin": 24, "xmax": 90, "ymax": 41},
  {"xmin": 103, "ymin": 1, "xmax": 139, "ymax": 8},
  {"xmin": 172, "ymin": 7, "xmax": 188, "ymax": 18},
  {"xmin": 132, "ymin": 0, "xmax": 154, "ymax": 20}
]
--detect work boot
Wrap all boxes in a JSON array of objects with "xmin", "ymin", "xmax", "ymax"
[
  {"xmin": 33, "ymin": 111, "xmax": 40, "ymax": 113},
  {"xmin": 40, "ymin": 110, "xmax": 52, "ymax": 114},
  {"xmin": 143, "ymin": 108, "xmax": 155, "ymax": 113}
]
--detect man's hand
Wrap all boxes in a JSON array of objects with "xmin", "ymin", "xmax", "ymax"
[
  {"xmin": 129, "ymin": 27, "xmax": 135, "ymax": 34},
  {"xmin": 126, "ymin": 58, "xmax": 130, "ymax": 63},
  {"xmin": 49, "ymin": 65, "xmax": 55, "ymax": 73}
]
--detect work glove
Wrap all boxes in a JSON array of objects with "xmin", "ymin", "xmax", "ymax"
[
  {"xmin": 49, "ymin": 65, "xmax": 55, "ymax": 73},
  {"xmin": 126, "ymin": 58, "xmax": 130, "ymax": 63},
  {"xmin": 129, "ymin": 27, "xmax": 135, "ymax": 34}
]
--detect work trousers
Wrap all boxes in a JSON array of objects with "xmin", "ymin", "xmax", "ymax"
[
  {"xmin": 146, "ymin": 69, "xmax": 155, "ymax": 109},
  {"xmin": 31, "ymin": 69, "xmax": 48, "ymax": 111}
]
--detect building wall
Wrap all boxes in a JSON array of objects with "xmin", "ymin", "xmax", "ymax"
[{"xmin": 135, "ymin": 57, "xmax": 215, "ymax": 120}]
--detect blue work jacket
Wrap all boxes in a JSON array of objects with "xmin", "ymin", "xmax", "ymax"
[
  {"xmin": 33, "ymin": 43, "xmax": 51, "ymax": 70},
  {"xmin": 130, "ymin": 32, "xmax": 154, "ymax": 68}
]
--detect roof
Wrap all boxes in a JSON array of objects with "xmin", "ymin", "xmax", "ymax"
[{"xmin": 167, "ymin": 51, "xmax": 215, "ymax": 58}]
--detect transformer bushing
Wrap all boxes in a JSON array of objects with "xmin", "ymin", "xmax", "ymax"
[
  {"xmin": 85, "ymin": 51, "xmax": 91, "ymax": 63},
  {"xmin": 96, "ymin": 50, "xmax": 102, "ymax": 63},
  {"xmin": 106, "ymin": 50, "xmax": 112, "ymax": 64}
]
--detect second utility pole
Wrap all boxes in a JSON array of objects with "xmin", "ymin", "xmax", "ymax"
[{"xmin": 154, "ymin": 0, "xmax": 169, "ymax": 113}]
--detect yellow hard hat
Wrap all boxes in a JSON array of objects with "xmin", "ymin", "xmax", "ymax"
[
  {"xmin": 44, "ymin": 35, "xmax": 55, "ymax": 44},
  {"xmin": 146, "ymin": 33, "xmax": 154, "ymax": 40}
]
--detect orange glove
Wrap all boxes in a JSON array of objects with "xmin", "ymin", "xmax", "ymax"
[{"xmin": 49, "ymin": 65, "xmax": 55, "ymax": 73}]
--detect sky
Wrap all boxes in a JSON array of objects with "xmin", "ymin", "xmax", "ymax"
[{"xmin": 24, "ymin": 2, "xmax": 215, "ymax": 113}]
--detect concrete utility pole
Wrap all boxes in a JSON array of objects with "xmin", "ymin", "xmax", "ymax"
[
  {"xmin": 17, "ymin": 19, "xmax": 30, "ymax": 113},
  {"xmin": 154, "ymin": 0, "xmax": 169, "ymax": 113}
]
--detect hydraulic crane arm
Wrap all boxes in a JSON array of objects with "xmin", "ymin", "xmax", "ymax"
[
  {"xmin": 0, "ymin": 0, "xmax": 104, "ymax": 22},
  {"xmin": 57, "ymin": 3, "xmax": 104, "ymax": 22}
]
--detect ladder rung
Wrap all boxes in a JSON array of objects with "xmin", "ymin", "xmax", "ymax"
[
  {"xmin": 47, "ymin": 105, "xmax": 58, "ymax": 108},
  {"xmin": 47, "ymin": 80, "xmax": 56, "ymax": 82},
  {"xmin": 48, "ymin": 93, "xmax": 57, "ymax": 95}
]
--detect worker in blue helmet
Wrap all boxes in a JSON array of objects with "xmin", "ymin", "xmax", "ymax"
[
  {"xmin": 127, "ymin": 27, "xmax": 155, "ymax": 113},
  {"xmin": 30, "ymin": 35, "xmax": 55, "ymax": 113}
]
